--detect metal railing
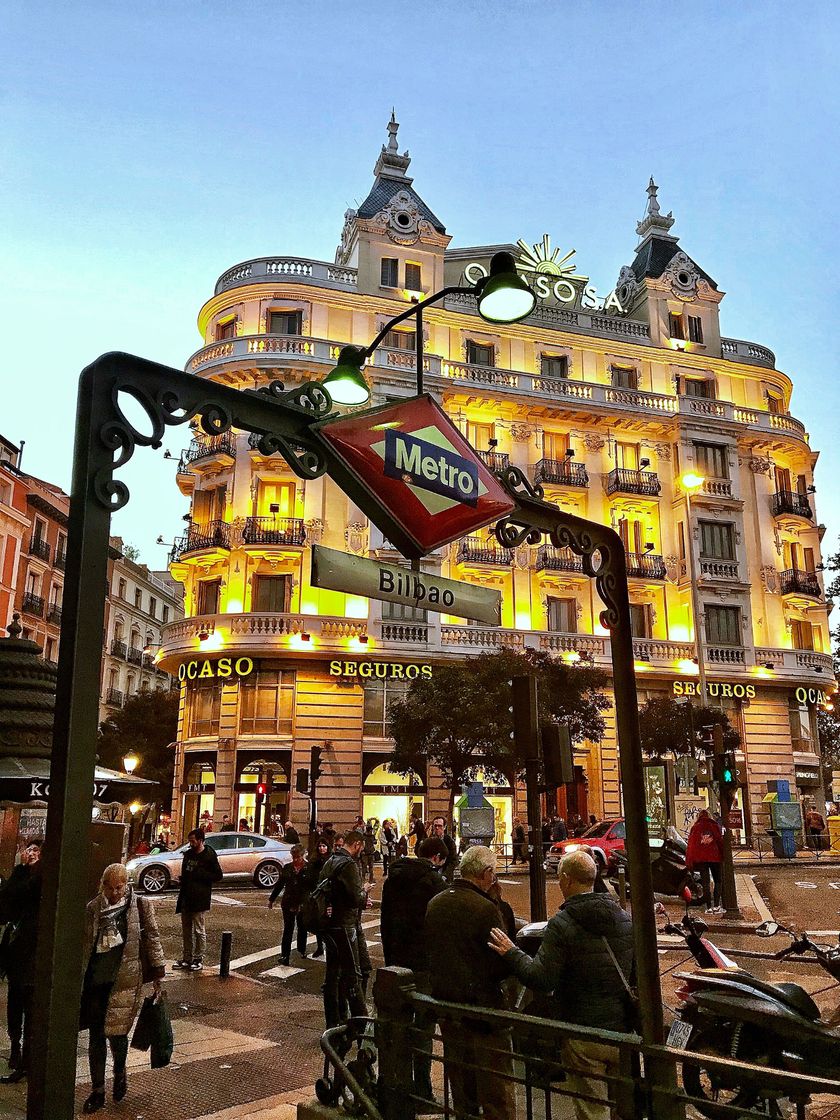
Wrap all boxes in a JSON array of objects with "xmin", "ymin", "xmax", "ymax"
[
  {"xmin": 316, "ymin": 968, "xmax": 840, "ymax": 1120},
  {"xmin": 21, "ymin": 591, "xmax": 45, "ymax": 617},
  {"xmin": 733, "ymin": 828, "xmax": 840, "ymax": 862},
  {"xmin": 780, "ymin": 568, "xmax": 822, "ymax": 597},
  {"xmin": 625, "ymin": 552, "xmax": 667, "ymax": 579},
  {"xmin": 533, "ymin": 458, "xmax": 589, "ymax": 487},
  {"xmin": 54, "ymin": 548, "xmax": 67, "ymax": 571},
  {"xmin": 534, "ymin": 544, "xmax": 584, "ymax": 573},
  {"xmin": 127, "ymin": 646, "xmax": 143, "ymax": 666},
  {"xmin": 242, "ymin": 515, "xmax": 306, "ymax": 546},
  {"xmin": 178, "ymin": 433, "xmax": 236, "ymax": 471},
  {"xmin": 28, "ymin": 536, "xmax": 50, "ymax": 562},
  {"xmin": 772, "ymin": 489, "xmax": 812, "ymax": 520},
  {"xmin": 456, "ymin": 537, "xmax": 514, "ymax": 566},
  {"xmin": 605, "ymin": 468, "xmax": 662, "ymax": 497},
  {"xmin": 170, "ymin": 520, "xmax": 231, "ymax": 561},
  {"xmin": 477, "ymin": 450, "xmax": 511, "ymax": 472},
  {"xmin": 110, "ymin": 639, "xmax": 127, "ymax": 658},
  {"xmin": 46, "ymin": 604, "xmax": 62, "ymax": 625},
  {"xmin": 105, "ymin": 688, "xmax": 124, "ymax": 707}
]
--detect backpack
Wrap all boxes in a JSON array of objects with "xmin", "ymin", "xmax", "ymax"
[{"xmin": 301, "ymin": 871, "xmax": 334, "ymax": 932}]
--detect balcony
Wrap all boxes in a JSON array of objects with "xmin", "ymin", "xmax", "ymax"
[
  {"xmin": 21, "ymin": 592, "xmax": 44, "ymax": 617},
  {"xmin": 477, "ymin": 450, "xmax": 510, "ymax": 473},
  {"xmin": 54, "ymin": 548, "xmax": 67, "ymax": 571},
  {"xmin": 106, "ymin": 688, "xmax": 124, "ymax": 708},
  {"xmin": 143, "ymin": 653, "xmax": 156, "ymax": 670},
  {"xmin": 533, "ymin": 459, "xmax": 589, "ymax": 489},
  {"xmin": 178, "ymin": 433, "xmax": 237, "ymax": 472},
  {"xmin": 28, "ymin": 537, "xmax": 50, "ymax": 562},
  {"xmin": 127, "ymin": 646, "xmax": 143, "ymax": 666},
  {"xmin": 605, "ymin": 468, "xmax": 662, "ymax": 498},
  {"xmin": 455, "ymin": 537, "xmax": 514, "ymax": 566},
  {"xmin": 170, "ymin": 520, "xmax": 231, "ymax": 562},
  {"xmin": 535, "ymin": 545, "xmax": 584, "ymax": 574},
  {"xmin": 772, "ymin": 490, "xmax": 812, "ymax": 521},
  {"xmin": 46, "ymin": 604, "xmax": 62, "ymax": 625},
  {"xmin": 625, "ymin": 552, "xmax": 667, "ymax": 580},
  {"xmin": 110, "ymin": 639, "xmax": 127, "ymax": 659},
  {"xmin": 780, "ymin": 569, "xmax": 822, "ymax": 598},
  {"xmin": 700, "ymin": 559, "xmax": 741, "ymax": 581},
  {"xmin": 242, "ymin": 516, "xmax": 306, "ymax": 547}
]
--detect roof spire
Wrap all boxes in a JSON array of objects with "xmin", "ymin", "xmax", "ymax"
[
  {"xmin": 387, "ymin": 108, "xmax": 399, "ymax": 151},
  {"xmin": 373, "ymin": 110, "xmax": 411, "ymax": 181},
  {"xmin": 636, "ymin": 176, "xmax": 676, "ymax": 244}
]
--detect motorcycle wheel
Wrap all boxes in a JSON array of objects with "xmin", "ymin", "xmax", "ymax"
[{"xmin": 682, "ymin": 1026, "xmax": 766, "ymax": 1119}]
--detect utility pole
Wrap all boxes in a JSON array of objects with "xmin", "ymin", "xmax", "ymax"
[
  {"xmin": 712, "ymin": 724, "xmax": 741, "ymax": 916},
  {"xmin": 512, "ymin": 675, "xmax": 546, "ymax": 922}
]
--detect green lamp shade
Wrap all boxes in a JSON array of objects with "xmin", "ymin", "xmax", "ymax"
[
  {"xmin": 476, "ymin": 251, "xmax": 537, "ymax": 324},
  {"xmin": 322, "ymin": 346, "xmax": 371, "ymax": 405}
]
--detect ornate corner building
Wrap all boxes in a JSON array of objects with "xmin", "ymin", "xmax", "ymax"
[{"xmin": 157, "ymin": 116, "xmax": 834, "ymax": 844}]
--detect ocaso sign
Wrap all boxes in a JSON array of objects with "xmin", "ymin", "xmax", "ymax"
[{"xmin": 178, "ymin": 657, "xmax": 254, "ymax": 682}]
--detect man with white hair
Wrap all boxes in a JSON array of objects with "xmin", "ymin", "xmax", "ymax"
[
  {"xmin": 425, "ymin": 845, "xmax": 514, "ymax": 1120},
  {"xmin": 489, "ymin": 848, "xmax": 634, "ymax": 1120}
]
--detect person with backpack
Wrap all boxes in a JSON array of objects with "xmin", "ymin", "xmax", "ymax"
[{"xmin": 312, "ymin": 829, "xmax": 369, "ymax": 1027}]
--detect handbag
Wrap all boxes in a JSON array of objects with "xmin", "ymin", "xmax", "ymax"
[
  {"xmin": 131, "ymin": 992, "xmax": 174, "ymax": 1068},
  {"xmin": 601, "ymin": 936, "xmax": 639, "ymax": 1028}
]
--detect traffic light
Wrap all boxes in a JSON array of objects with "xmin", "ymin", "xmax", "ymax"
[
  {"xmin": 541, "ymin": 724, "xmax": 574, "ymax": 787},
  {"xmin": 719, "ymin": 752, "xmax": 739, "ymax": 792},
  {"xmin": 255, "ymin": 782, "xmax": 266, "ymax": 807},
  {"xmin": 310, "ymin": 744, "xmax": 324, "ymax": 785},
  {"xmin": 698, "ymin": 725, "xmax": 715, "ymax": 754},
  {"xmin": 296, "ymin": 768, "xmax": 310, "ymax": 794}
]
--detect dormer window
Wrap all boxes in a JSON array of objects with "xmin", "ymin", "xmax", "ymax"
[
  {"xmin": 688, "ymin": 315, "xmax": 704, "ymax": 343},
  {"xmin": 668, "ymin": 312, "xmax": 685, "ymax": 340},
  {"xmin": 380, "ymin": 258, "xmax": 399, "ymax": 287},
  {"xmin": 268, "ymin": 310, "xmax": 302, "ymax": 335},
  {"xmin": 404, "ymin": 262, "xmax": 422, "ymax": 291},
  {"xmin": 216, "ymin": 317, "xmax": 236, "ymax": 341}
]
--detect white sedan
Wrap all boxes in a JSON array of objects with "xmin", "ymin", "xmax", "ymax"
[{"xmin": 127, "ymin": 832, "xmax": 294, "ymax": 893}]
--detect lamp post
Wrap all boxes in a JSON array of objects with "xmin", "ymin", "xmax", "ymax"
[
  {"xmin": 122, "ymin": 751, "xmax": 139, "ymax": 775},
  {"xmin": 321, "ymin": 252, "xmax": 537, "ymax": 405},
  {"xmin": 680, "ymin": 472, "xmax": 708, "ymax": 703}
]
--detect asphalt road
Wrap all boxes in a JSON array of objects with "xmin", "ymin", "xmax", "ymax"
[{"xmin": 752, "ymin": 864, "xmax": 840, "ymax": 934}]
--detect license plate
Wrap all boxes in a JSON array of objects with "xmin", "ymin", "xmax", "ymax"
[{"xmin": 667, "ymin": 1019, "xmax": 693, "ymax": 1050}]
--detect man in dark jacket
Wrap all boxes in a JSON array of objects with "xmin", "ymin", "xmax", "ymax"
[
  {"xmin": 0, "ymin": 841, "xmax": 42, "ymax": 1083},
  {"xmin": 175, "ymin": 829, "xmax": 222, "ymax": 971},
  {"xmin": 283, "ymin": 820, "xmax": 301, "ymax": 845},
  {"xmin": 425, "ymin": 846, "xmax": 514, "ymax": 1120},
  {"xmin": 268, "ymin": 845, "xmax": 311, "ymax": 964},
  {"xmin": 431, "ymin": 817, "xmax": 457, "ymax": 883},
  {"xmin": 319, "ymin": 830, "xmax": 369, "ymax": 1027},
  {"xmin": 489, "ymin": 849, "xmax": 634, "ymax": 1120}
]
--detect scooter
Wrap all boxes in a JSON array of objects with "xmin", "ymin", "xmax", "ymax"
[
  {"xmin": 667, "ymin": 915, "xmax": 840, "ymax": 1118},
  {"xmin": 610, "ymin": 826, "xmax": 703, "ymax": 900}
]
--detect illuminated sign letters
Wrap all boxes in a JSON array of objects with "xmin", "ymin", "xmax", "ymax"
[
  {"xmin": 796, "ymin": 686, "xmax": 831, "ymax": 706},
  {"xmin": 384, "ymin": 429, "xmax": 479, "ymax": 507},
  {"xmin": 672, "ymin": 681, "xmax": 756, "ymax": 699},
  {"xmin": 329, "ymin": 660, "xmax": 432, "ymax": 680},
  {"xmin": 178, "ymin": 656, "xmax": 255, "ymax": 682}
]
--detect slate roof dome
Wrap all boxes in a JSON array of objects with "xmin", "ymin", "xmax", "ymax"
[{"xmin": 0, "ymin": 615, "xmax": 57, "ymax": 760}]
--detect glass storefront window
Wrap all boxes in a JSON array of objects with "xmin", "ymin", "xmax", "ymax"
[
  {"xmin": 239, "ymin": 667, "xmax": 295, "ymax": 735},
  {"xmin": 363, "ymin": 679, "xmax": 409, "ymax": 737},
  {"xmin": 187, "ymin": 681, "xmax": 221, "ymax": 737}
]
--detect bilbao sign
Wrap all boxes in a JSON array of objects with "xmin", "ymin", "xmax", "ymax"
[
  {"xmin": 313, "ymin": 395, "xmax": 515, "ymax": 559},
  {"xmin": 178, "ymin": 656, "xmax": 254, "ymax": 682}
]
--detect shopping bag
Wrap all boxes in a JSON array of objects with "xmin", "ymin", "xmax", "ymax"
[{"xmin": 131, "ymin": 992, "xmax": 174, "ymax": 1067}]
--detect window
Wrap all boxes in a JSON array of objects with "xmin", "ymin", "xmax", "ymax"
[
  {"xmin": 542, "ymin": 431, "xmax": 570, "ymax": 459},
  {"xmin": 380, "ymin": 258, "xmax": 399, "ymax": 287},
  {"xmin": 188, "ymin": 681, "xmax": 221, "ymax": 737},
  {"xmin": 162, "ymin": 605, "xmax": 169, "ymax": 623},
  {"xmin": 789, "ymin": 696, "xmax": 815, "ymax": 753},
  {"xmin": 268, "ymin": 310, "xmax": 302, "ymax": 335},
  {"xmin": 615, "ymin": 442, "xmax": 640, "ymax": 471},
  {"xmin": 617, "ymin": 517, "xmax": 644, "ymax": 555},
  {"xmin": 193, "ymin": 484, "xmax": 227, "ymax": 524},
  {"xmin": 766, "ymin": 392, "xmax": 783, "ymax": 415},
  {"xmin": 668, "ymin": 312, "xmax": 685, "ymax": 340},
  {"xmin": 252, "ymin": 574, "xmax": 290, "ymax": 613},
  {"xmin": 546, "ymin": 597, "xmax": 577, "ymax": 633},
  {"xmin": 363, "ymin": 678, "xmax": 409, "ymax": 737},
  {"xmin": 694, "ymin": 442, "xmax": 729, "ymax": 479},
  {"xmin": 683, "ymin": 378, "xmax": 714, "ymax": 399},
  {"xmin": 790, "ymin": 619, "xmax": 816, "ymax": 650},
  {"xmin": 255, "ymin": 480, "xmax": 294, "ymax": 518},
  {"xmin": 610, "ymin": 365, "xmax": 638, "ymax": 390},
  {"xmin": 237, "ymin": 835, "xmax": 268, "ymax": 849},
  {"xmin": 466, "ymin": 341, "xmax": 494, "ymax": 366},
  {"xmin": 541, "ymin": 354, "xmax": 569, "ymax": 378},
  {"xmin": 118, "ymin": 578, "xmax": 127, "ymax": 600},
  {"xmin": 196, "ymin": 579, "xmax": 221, "ymax": 615},
  {"xmin": 56, "ymin": 532, "xmax": 67, "ymax": 559},
  {"xmin": 466, "ymin": 420, "xmax": 494, "ymax": 450},
  {"xmin": 629, "ymin": 604, "xmax": 651, "ymax": 639},
  {"xmin": 705, "ymin": 605, "xmax": 741, "ymax": 647},
  {"xmin": 216, "ymin": 318, "xmax": 236, "ymax": 341},
  {"xmin": 239, "ymin": 667, "xmax": 295, "ymax": 735},
  {"xmin": 134, "ymin": 588, "xmax": 142, "ymax": 609},
  {"xmin": 688, "ymin": 315, "xmax": 704, "ymax": 343},
  {"xmin": 383, "ymin": 328, "xmax": 416, "ymax": 351},
  {"xmin": 699, "ymin": 521, "xmax": 735, "ymax": 561},
  {"xmin": 382, "ymin": 599, "xmax": 427, "ymax": 622},
  {"xmin": 149, "ymin": 596, "xmax": 157, "ymax": 619},
  {"xmin": 45, "ymin": 637, "xmax": 56, "ymax": 663},
  {"xmin": 404, "ymin": 262, "xmax": 422, "ymax": 291},
  {"xmin": 205, "ymin": 834, "xmax": 238, "ymax": 852}
]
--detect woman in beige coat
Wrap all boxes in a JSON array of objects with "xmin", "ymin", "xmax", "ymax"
[{"xmin": 80, "ymin": 863, "xmax": 165, "ymax": 1113}]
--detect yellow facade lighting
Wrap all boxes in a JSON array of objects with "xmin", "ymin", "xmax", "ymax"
[{"xmin": 680, "ymin": 472, "xmax": 706, "ymax": 491}]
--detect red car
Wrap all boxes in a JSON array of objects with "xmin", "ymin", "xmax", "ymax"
[{"xmin": 544, "ymin": 818, "xmax": 626, "ymax": 873}]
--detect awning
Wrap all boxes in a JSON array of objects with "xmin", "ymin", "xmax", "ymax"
[{"xmin": 0, "ymin": 757, "xmax": 158, "ymax": 806}]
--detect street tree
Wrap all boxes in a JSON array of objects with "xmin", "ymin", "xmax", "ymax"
[
  {"xmin": 637, "ymin": 696, "xmax": 741, "ymax": 760},
  {"xmin": 387, "ymin": 649, "xmax": 610, "ymax": 816},
  {"xmin": 98, "ymin": 689, "xmax": 179, "ymax": 807}
]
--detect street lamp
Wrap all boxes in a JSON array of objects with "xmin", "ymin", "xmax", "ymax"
[
  {"xmin": 123, "ymin": 751, "xmax": 139, "ymax": 775},
  {"xmin": 321, "ymin": 251, "xmax": 537, "ymax": 405}
]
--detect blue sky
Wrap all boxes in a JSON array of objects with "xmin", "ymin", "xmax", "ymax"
[{"xmin": 3, "ymin": 2, "xmax": 839, "ymax": 568}]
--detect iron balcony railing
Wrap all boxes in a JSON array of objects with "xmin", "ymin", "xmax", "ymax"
[
  {"xmin": 242, "ymin": 516, "xmax": 306, "ymax": 546},
  {"xmin": 127, "ymin": 646, "xmax": 143, "ymax": 666},
  {"xmin": 535, "ymin": 544, "xmax": 584, "ymax": 573},
  {"xmin": 605, "ymin": 467, "xmax": 662, "ymax": 497},
  {"xmin": 780, "ymin": 568, "xmax": 822, "ymax": 597},
  {"xmin": 47, "ymin": 604, "xmax": 62, "ymax": 625},
  {"xmin": 106, "ymin": 688, "xmax": 124, "ymax": 707},
  {"xmin": 772, "ymin": 489, "xmax": 812, "ymax": 519},
  {"xmin": 456, "ymin": 536, "xmax": 514, "ymax": 566},
  {"xmin": 625, "ymin": 551, "xmax": 667, "ymax": 579},
  {"xmin": 170, "ymin": 520, "xmax": 231, "ymax": 562},
  {"xmin": 21, "ymin": 592, "xmax": 44, "ymax": 617},
  {"xmin": 177, "ymin": 432, "xmax": 236, "ymax": 472},
  {"xmin": 142, "ymin": 653, "xmax": 155, "ymax": 670},
  {"xmin": 477, "ymin": 450, "xmax": 510, "ymax": 472},
  {"xmin": 28, "ymin": 536, "xmax": 50, "ymax": 562},
  {"xmin": 533, "ymin": 458, "xmax": 589, "ymax": 487},
  {"xmin": 110, "ymin": 639, "xmax": 127, "ymax": 658},
  {"xmin": 54, "ymin": 548, "xmax": 67, "ymax": 571}
]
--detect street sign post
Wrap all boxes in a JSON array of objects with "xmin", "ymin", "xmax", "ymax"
[{"xmin": 311, "ymin": 545, "xmax": 502, "ymax": 625}]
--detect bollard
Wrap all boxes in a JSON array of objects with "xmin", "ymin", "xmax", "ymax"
[
  {"xmin": 219, "ymin": 930, "xmax": 233, "ymax": 979},
  {"xmin": 617, "ymin": 867, "xmax": 628, "ymax": 911}
]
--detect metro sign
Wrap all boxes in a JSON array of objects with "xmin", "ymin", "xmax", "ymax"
[{"xmin": 313, "ymin": 395, "xmax": 515, "ymax": 558}]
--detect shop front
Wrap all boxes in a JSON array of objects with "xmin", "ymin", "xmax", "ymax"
[
  {"xmin": 234, "ymin": 749, "xmax": 291, "ymax": 832},
  {"xmin": 362, "ymin": 758, "xmax": 425, "ymax": 837},
  {"xmin": 181, "ymin": 750, "xmax": 216, "ymax": 834}
]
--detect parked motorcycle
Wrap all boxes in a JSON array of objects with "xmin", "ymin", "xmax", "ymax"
[
  {"xmin": 609, "ymin": 826, "xmax": 703, "ymax": 901},
  {"xmin": 667, "ymin": 913, "xmax": 840, "ymax": 1118}
]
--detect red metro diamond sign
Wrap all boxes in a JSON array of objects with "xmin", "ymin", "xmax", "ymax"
[{"xmin": 313, "ymin": 395, "xmax": 515, "ymax": 559}]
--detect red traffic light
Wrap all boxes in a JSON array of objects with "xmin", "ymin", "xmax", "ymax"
[{"xmin": 257, "ymin": 783, "xmax": 266, "ymax": 797}]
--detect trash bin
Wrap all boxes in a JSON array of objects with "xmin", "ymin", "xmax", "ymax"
[
  {"xmin": 768, "ymin": 829, "xmax": 795, "ymax": 859},
  {"xmin": 828, "ymin": 816, "xmax": 840, "ymax": 853}
]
